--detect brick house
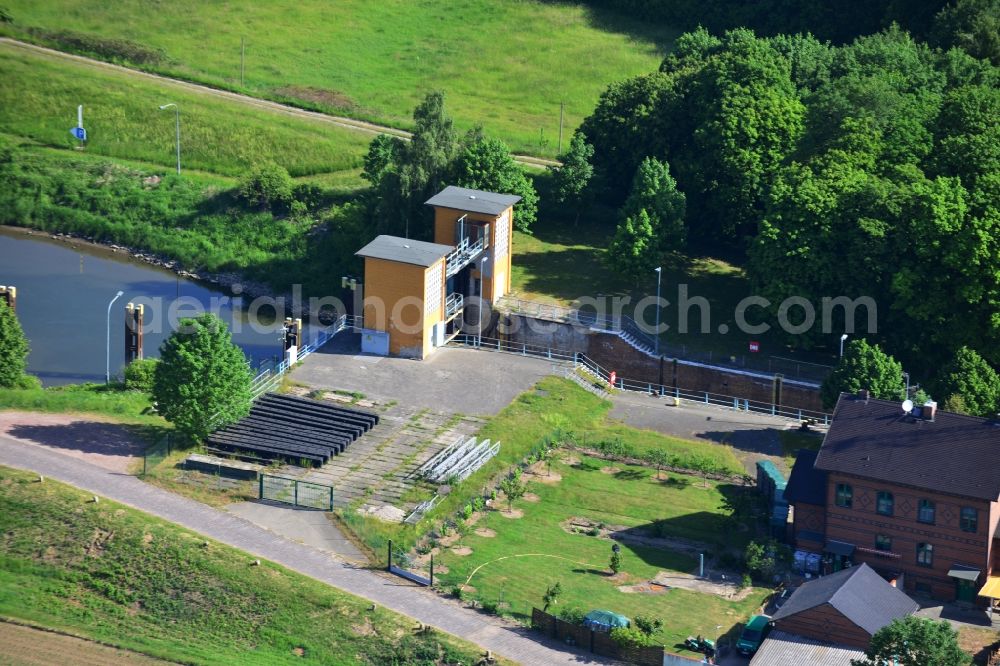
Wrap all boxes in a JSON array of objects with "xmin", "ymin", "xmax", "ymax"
[
  {"xmin": 786, "ymin": 391, "xmax": 1000, "ymax": 602},
  {"xmin": 752, "ymin": 563, "xmax": 917, "ymax": 665},
  {"xmin": 770, "ymin": 563, "xmax": 918, "ymax": 649}
]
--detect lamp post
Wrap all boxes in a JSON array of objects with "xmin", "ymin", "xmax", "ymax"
[
  {"xmin": 158, "ymin": 103, "xmax": 181, "ymax": 174},
  {"xmin": 839, "ymin": 333, "xmax": 848, "ymax": 358},
  {"xmin": 478, "ymin": 256, "xmax": 489, "ymax": 348},
  {"xmin": 654, "ymin": 266, "xmax": 662, "ymax": 356},
  {"xmin": 106, "ymin": 290, "xmax": 124, "ymax": 384}
]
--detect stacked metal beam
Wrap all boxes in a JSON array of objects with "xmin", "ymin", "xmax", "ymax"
[{"xmin": 207, "ymin": 393, "xmax": 378, "ymax": 466}]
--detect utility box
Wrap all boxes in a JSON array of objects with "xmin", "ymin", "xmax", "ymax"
[{"xmin": 360, "ymin": 329, "xmax": 390, "ymax": 356}]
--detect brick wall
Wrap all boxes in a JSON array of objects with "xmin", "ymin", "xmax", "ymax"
[
  {"xmin": 824, "ymin": 473, "xmax": 992, "ymax": 601},
  {"xmin": 496, "ymin": 314, "xmax": 826, "ymax": 412}
]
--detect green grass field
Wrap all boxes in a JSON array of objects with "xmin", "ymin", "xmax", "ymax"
[
  {"xmin": 434, "ymin": 453, "xmax": 768, "ymax": 652},
  {"xmin": 0, "ymin": 465, "xmax": 506, "ymax": 665},
  {"xmin": 0, "ymin": 383, "xmax": 164, "ymax": 426},
  {"xmin": 0, "ymin": 43, "xmax": 371, "ymax": 177},
  {"xmin": 448, "ymin": 377, "xmax": 741, "ymax": 512},
  {"xmin": 338, "ymin": 377, "xmax": 742, "ymax": 569},
  {"xmin": 1, "ymin": 0, "xmax": 676, "ymax": 157}
]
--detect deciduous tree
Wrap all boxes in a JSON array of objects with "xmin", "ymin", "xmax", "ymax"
[
  {"xmin": 0, "ymin": 299, "xmax": 29, "ymax": 388},
  {"xmin": 852, "ymin": 616, "xmax": 970, "ymax": 666},
  {"xmin": 620, "ymin": 156, "xmax": 687, "ymax": 250},
  {"xmin": 550, "ymin": 132, "xmax": 594, "ymax": 224},
  {"xmin": 152, "ymin": 313, "xmax": 252, "ymax": 443},
  {"xmin": 936, "ymin": 347, "xmax": 1000, "ymax": 416},
  {"xmin": 820, "ymin": 339, "xmax": 905, "ymax": 408},
  {"xmin": 451, "ymin": 137, "xmax": 538, "ymax": 232},
  {"xmin": 608, "ymin": 209, "xmax": 658, "ymax": 282}
]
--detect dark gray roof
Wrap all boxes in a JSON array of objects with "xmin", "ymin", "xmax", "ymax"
[
  {"xmin": 425, "ymin": 185, "xmax": 521, "ymax": 216},
  {"xmin": 815, "ymin": 394, "xmax": 1000, "ymax": 500},
  {"xmin": 355, "ymin": 235, "xmax": 452, "ymax": 267},
  {"xmin": 772, "ymin": 563, "xmax": 918, "ymax": 636},
  {"xmin": 784, "ymin": 449, "xmax": 827, "ymax": 506}
]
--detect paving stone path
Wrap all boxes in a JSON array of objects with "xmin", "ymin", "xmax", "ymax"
[
  {"xmin": 0, "ymin": 434, "xmax": 609, "ymax": 665},
  {"xmin": 276, "ymin": 396, "xmax": 484, "ymax": 512}
]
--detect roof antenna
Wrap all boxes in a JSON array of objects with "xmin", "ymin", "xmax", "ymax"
[{"xmin": 901, "ymin": 399, "xmax": 914, "ymax": 415}]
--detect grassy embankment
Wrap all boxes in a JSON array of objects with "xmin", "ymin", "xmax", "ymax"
[
  {"xmin": 1, "ymin": 0, "xmax": 676, "ymax": 157},
  {"xmin": 0, "ymin": 465, "xmax": 507, "ymax": 665},
  {"xmin": 0, "ymin": 42, "xmax": 371, "ymax": 177},
  {"xmin": 0, "ymin": 382, "xmax": 161, "ymax": 425},
  {"xmin": 339, "ymin": 377, "xmax": 742, "ymax": 563},
  {"xmin": 0, "ymin": 43, "xmax": 374, "ymax": 293}
]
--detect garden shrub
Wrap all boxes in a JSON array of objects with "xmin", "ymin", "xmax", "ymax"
[{"xmin": 123, "ymin": 358, "xmax": 158, "ymax": 392}]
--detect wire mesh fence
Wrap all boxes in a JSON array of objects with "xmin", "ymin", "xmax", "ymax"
[{"xmin": 259, "ymin": 474, "xmax": 333, "ymax": 511}]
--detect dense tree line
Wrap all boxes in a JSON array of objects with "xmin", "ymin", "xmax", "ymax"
[
  {"xmin": 584, "ymin": 0, "xmax": 999, "ymax": 63},
  {"xmin": 577, "ymin": 25, "xmax": 1000, "ymax": 408}
]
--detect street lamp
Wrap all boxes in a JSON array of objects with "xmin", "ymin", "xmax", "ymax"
[
  {"xmin": 106, "ymin": 290, "xmax": 124, "ymax": 383},
  {"xmin": 158, "ymin": 103, "xmax": 181, "ymax": 174},
  {"xmin": 654, "ymin": 266, "xmax": 662, "ymax": 356},
  {"xmin": 839, "ymin": 333, "xmax": 848, "ymax": 358},
  {"xmin": 478, "ymin": 256, "xmax": 489, "ymax": 348}
]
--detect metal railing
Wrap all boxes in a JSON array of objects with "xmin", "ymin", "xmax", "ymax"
[
  {"xmin": 448, "ymin": 334, "xmax": 831, "ymax": 424},
  {"xmin": 414, "ymin": 435, "xmax": 501, "ymax": 484},
  {"xmin": 445, "ymin": 292, "xmax": 464, "ymax": 317},
  {"xmin": 496, "ymin": 295, "xmax": 834, "ymax": 383},
  {"xmin": 445, "ymin": 236, "xmax": 485, "ymax": 277},
  {"xmin": 247, "ymin": 314, "xmax": 361, "ymax": 402}
]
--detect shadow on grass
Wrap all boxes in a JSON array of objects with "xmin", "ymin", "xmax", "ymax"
[
  {"xmin": 571, "ymin": 567, "xmax": 613, "ymax": 577},
  {"xmin": 7, "ymin": 421, "xmax": 171, "ymax": 459},
  {"xmin": 615, "ymin": 468, "xmax": 649, "ymax": 481},
  {"xmin": 535, "ymin": 1, "xmax": 679, "ymax": 60}
]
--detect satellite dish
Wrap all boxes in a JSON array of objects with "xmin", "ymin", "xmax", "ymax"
[{"xmin": 902, "ymin": 399, "xmax": 914, "ymax": 413}]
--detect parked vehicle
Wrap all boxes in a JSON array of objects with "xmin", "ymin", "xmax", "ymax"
[{"xmin": 736, "ymin": 615, "xmax": 771, "ymax": 656}]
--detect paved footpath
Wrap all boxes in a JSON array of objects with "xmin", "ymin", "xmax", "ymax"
[{"xmin": 0, "ymin": 434, "xmax": 608, "ymax": 665}]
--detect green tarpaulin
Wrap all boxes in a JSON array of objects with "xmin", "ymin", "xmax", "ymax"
[{"xmin": 583, "ymin": 610, "xmax": 630, "ymax": 632}]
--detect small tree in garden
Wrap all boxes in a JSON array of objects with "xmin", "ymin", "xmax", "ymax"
[
  {"xmin": 499, "ymin": 469, "xmax": 526, "ymax": 511},
  {"xmin": 542, "ymin": 582, "xmax": 562, "ymax": 612},
  {"xmin": 609, "ymin": 548, "xmax": 622, "ymax": 575},
  {"xmin": 645, "ymin": 448, "xmax": 670, "ymax": 479},
  {"xmin": 634, "ymin": 615, "xmax": 663, "ymax": 636}
]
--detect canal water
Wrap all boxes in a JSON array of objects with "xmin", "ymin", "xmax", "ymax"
[{"xmin": 0, "ymin": 228, "xmax": 312, "ymax": 386}]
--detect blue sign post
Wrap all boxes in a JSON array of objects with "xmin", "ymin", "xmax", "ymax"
[{"xmin": 70, "ymin": 126, "xmax": 87, "ymax": 141}]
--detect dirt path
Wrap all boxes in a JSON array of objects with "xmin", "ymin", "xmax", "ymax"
[
  {"xmin": 0, "ymin": 412, "xmax": 145, "ymax": 474},
  {"xmin": 0, "ymin": 620, "xmax": 174, "ymax": 665},
  {"xmin": 0, "ymin": 38, "xmax": 559, "ymax": 169}
]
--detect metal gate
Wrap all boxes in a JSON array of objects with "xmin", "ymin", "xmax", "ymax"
[{"xmin": 259, "ymin": 474, "xmax": 334, "ymax": 511}]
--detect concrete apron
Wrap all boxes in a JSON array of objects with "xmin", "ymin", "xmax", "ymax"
[{"xmin": 225, "ymin": 500, "xmax": 366, "ymax": 563}]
